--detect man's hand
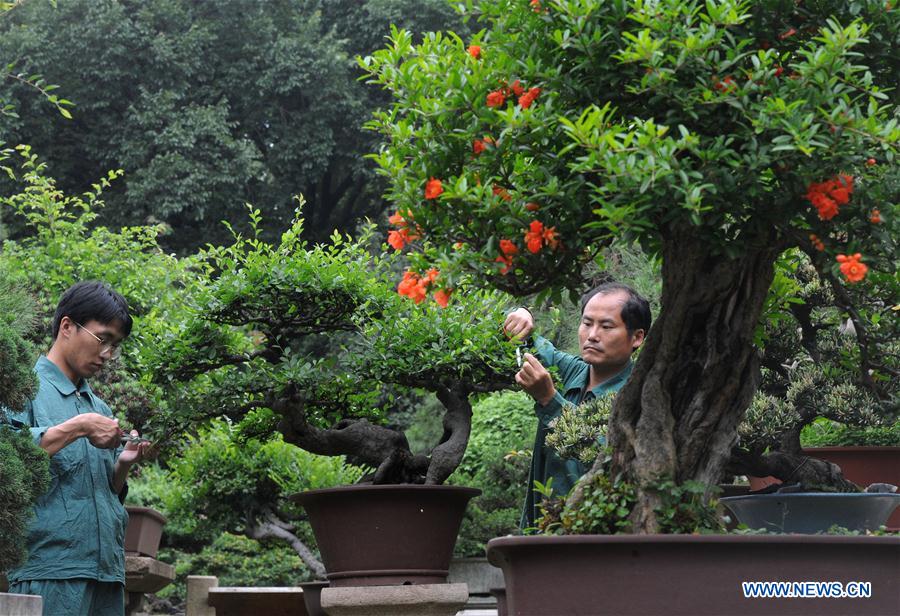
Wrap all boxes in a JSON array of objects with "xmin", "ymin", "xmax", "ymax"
[
  {"xmin": 117, "ymin": 430, "xmax": 152, "ymax": 466},
  {"xmin": 504, "ymin": 307, "xmax": 535, "ymax": 340},
  {"xmin": 114, "ymin": 429, "xmax": 153, "ymax": 494},
  {"xmin": 78, "ymin": 413, "xmax": 122, "ymax": 449},
  {"xmin": 515, "ymin": 353, "xmax": 556, "ymax": 406}
]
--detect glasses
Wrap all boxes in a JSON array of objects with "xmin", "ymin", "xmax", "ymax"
[{"xmin": 73, "ymin": 320, "xmax": 122, "ymax": 360}]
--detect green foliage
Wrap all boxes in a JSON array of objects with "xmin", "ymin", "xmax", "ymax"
[
  {"xmin": 533, "ymin": 471, "xmax": 723, "ymax": 536},
  {"xmin": 157, "ymin": 533, "xmax": 312, "ymax": 606},
  {"xmin": 801, "ymin": 417, "xmax": 900, "ymax": 448},
  {"xmin": 0, "ymin": 269, "xmax": 48, "ymax": 572},
  {"xmin": 0, "ymin": 273, "xmax": 36, "ymax": 411},
  {"xmin": 451, "ymin": 391, "xmax": 533, "ymax": 556},
  {"xmin": 653, "ymin": 479, "xmax": 724, "ymax": 534},
  {"xmin": 363, "ymin": 0, "xmax": 898, "ymax": 297},
  {"xmin": 0, "ymin": 149, "xmax": 200, "ymax": 433},
  {"xmin": 0, "ymin": 425, "xmax": 49, "ymax": 571},
  {"xmin": 144, "ymin": 420, "xmax": 362, "ymax": 543},
  {"xmin": 535, "ymin": 471, "xmax": 637, "ymax": 536},
  {"xmin": 545, "ymin": 394, "xmax": 614, "ymax": 465},
  {"xmin": 741, "ymin": 251, "xmax": 898, "ymax": 455},
  {"xmin": 0, "ymin": 0, "xmax": 467, "ymax": 249}
]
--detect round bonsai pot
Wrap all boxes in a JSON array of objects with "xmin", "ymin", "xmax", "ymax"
[
  {"xmin": 299, "ymin": 581, "xmax": 328, "ymax": 616},
  {"xmin": 804, "ymin": 446, "xmax": 900, "ymax": 529},
  {"xmin": 291, "ymin": 484, "xmax": 480, "ymax": 587},
  {"xmin": 124, "ymin": 506, "xmax": 167, "ymax": 558},
  {"xmin": 486, "ymin": 534, "xmax": 900, "ymax": 615},
  {"xmin": 721, "ymin": 492, "xmax": 900, "ymax": 533}
]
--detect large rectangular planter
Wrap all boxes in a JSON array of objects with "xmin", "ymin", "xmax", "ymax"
[{"xmin": 487, "ymin": 534, "xmax": 900, "ymax": 615}]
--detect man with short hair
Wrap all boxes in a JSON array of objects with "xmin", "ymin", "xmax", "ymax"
[
  {"xmin": 5, "ymin": 281, "xmax": 151, "ymax": 616},
  {"xmin": 504, "ymin": 282, "xmax": 651, "ymax": 528}
]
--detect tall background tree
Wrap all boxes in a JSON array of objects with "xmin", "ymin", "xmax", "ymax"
[{"xmin": 0, "ymin": 0, "xmax": 468, "ymax": 250}]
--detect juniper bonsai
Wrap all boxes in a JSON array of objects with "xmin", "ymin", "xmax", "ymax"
[{"xmin": 0, "ymin": 276, "xmax": 50, "ymax": 572}]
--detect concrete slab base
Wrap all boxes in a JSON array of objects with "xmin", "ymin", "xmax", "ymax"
[
  {"xmin": 321, "ymin": 583, "xmax": 469, "ymax": 616},
  {"xmin": 0, "ymin": 592, "xmax": 42, "ymax": 616}
]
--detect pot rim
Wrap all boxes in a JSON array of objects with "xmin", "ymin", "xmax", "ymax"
[
  {"xmin": 290, "ymin": 483, "xmax": 481, "ymax": 503},
  {"xmin": 721, "ymin": 492, "xmax": 900, "ymax": 503},
  {"xmin": 486, "ymin": 533, "xmax": 900, "ymax": 549}
]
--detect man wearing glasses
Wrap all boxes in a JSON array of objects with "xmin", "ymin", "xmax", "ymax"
[{"xmin": 4, "ymin": 281, "xmax": 151, "ymax": 616}]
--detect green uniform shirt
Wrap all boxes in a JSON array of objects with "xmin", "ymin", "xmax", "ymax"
[
  {"xmin": 5, "ymin": 356, "xmax": 128, "ymax": 584},
  {"xmin": 522, "ymin": 335, "xmax": 633, "ymax": 529}
]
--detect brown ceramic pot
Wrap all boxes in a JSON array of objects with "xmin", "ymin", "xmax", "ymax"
[
  {"xmin": 804, "ymin": 446, "xmax": 900, "ymax": 529},
  {"xmin": 124, "ymin": 506, "xmax": 167, "ymax": 558},
  {"xmin": 291, "ymin": 484, "xmax": 480, "ymax": 587},
  {"xmin": 298, "ymin": 581, "xmax": 328, "ymax": 616},
  {"xmin": 486, "ymin": 534, "xmax": 900, "ymax": 616}
]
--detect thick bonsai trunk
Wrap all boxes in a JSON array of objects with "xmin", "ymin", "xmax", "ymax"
[
  {"xmin": 273, "ymin": 383, "xmax": 473, "ymax": 485},
  {"xmin": 604, "ymin": 227, "xmax": 783, "ymax": 532}
]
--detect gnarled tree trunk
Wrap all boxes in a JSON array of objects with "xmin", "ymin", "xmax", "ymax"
[{"xmin": 601, "ymin": 225, "xmax": 784, "ymax": 532}]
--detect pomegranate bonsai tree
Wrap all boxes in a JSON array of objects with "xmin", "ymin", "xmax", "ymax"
[{"xmin": 361, "ymin": 0, "xmax": 898, "ymax": 530}]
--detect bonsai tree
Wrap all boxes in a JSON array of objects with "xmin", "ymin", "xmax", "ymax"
[
  {"xmin": 361, "ymin": 0, "xmax": 898, "ymax": 530},
  {"xmin": 143, "ymin": 211, "xmax": 521, "ymax": 486},
  {"xmin": 0, "ymin": 274, "xmax": 50, "ymax": 573},
  {"xmin": 134, "ymin": 420, "xmax": 365, "ymax": 578},
  {"xmin": 733, "ymin": 249, "xmax": 898, "ymax": 488}
]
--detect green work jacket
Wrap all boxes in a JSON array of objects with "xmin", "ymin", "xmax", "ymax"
[
  {"xmin": 521, "ymin": 336, "xmax": 633, "ymax": 530},
  {"xmin": 5, "ymin": 356, "xmax": 128, "ymax": 585}
]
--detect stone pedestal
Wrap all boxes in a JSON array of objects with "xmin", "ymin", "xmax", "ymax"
[
  {"xmin": 449, "ymin": 557, "xmax": 504, "ymax": 613},
  {"xmin": 124, "ymin": 555, "xmax": 175, "ymax": 616},
  {"xmin": 0, "ymin": 592, "xmax": 42, "ymax": 616},
  {"xmin": 186, "ymin": 576, "xmax": 219, "ymax": 616},
  {"xmin": 321, "ymin": 583, "xmax": 468, "ymax": 616}
]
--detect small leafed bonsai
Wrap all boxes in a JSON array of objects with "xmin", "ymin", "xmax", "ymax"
[{"xmin": 145, "ymin": 214, "xmax": 520, "ymax": 486}]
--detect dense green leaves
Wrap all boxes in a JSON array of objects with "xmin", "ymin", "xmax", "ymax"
[
  {"xmin": 0, "ymin": 0, "xmax": 468, "ymax": 249},
  {"xmin": 363, "ymin": 0, "xmax": 898, "ymax": 294}
]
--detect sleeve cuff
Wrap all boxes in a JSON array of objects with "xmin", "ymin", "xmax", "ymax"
[
  {"xmin": 535, "ymin": 391, "xmax": 568, "ymax": 426},
  {"xmin": 31, "ymin": 427, "xmax": 48, "ymax": 447}
]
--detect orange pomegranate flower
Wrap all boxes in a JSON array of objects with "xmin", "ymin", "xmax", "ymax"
[
  {"xmin": 525, "ymin": 202, "xmax": 540, "ymax": 212},
  {"xmin": 524, "ymin": 220, "xmax": 544, "ymax": 254},
  {"xmin": 425, "ymin": 268, "xmax": 440, "ymax": 283},
  {"xmin": 434, "ymin": 289, "xmax": 452, "ymax": 308},
  {"xmin": 541, "ymin": 225, "xmax": 559, "ymax": 250},
  {"xmin": 473, "ymin": 139, "xmax": 487, "ymax": 155},
  {"xmin": 495, "ymin": 255, "xmax": 513, "ymax": 275},
  {"xmin": 493, "ymin": 184, "xmax": 512, "ymax": 201},
  {"xmin": 808, "ymin": 234, "xmax": 825, "ymax": 252},
  {"xmin": 869, "ymin": 209, "xmax": 882, "ymax": 224},
  {"xmin": 510, "ymin": 80, "xmax": 525, "ymax": 97},
  {"xmin": 836, "ymin": 253, "xmax": 867, "ymax": 284},
  {"xmin": 389, "ymin": 211, "xmax": 406, "ymax": 226},
  {"xmin": 425, "ymin": 177, "xmax": 444, "ymax": 200},
  {"xmin": 387, "ymin": 229, "xmax": 408, "ymax": 251},
  {"xmin": 778, "ymin": 27, "xmax": 797, "ymax": 40},
  {"xmin": 530, "ymin": 0, "xmax": 542, "ymax": 12},
  {"xmin": 467, "ymin": 45, "xmax": 481, "ymax": 59},
  {"xmin": 486, "ymin": 90, "xmax": 506, "ymax": 108},
  {"xmin": 518, "ymin": 87, "xmax": 541, "ymax": 109},
  {"xmin": 499, "ymin": 239, "xmax": 519, "ymax": 256}
]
